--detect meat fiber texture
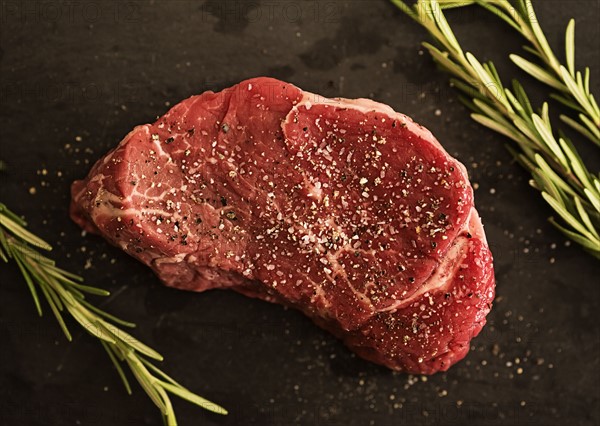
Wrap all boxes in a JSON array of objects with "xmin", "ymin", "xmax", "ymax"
[{"xmin": 71, "ymin": 77, "xmax": 495, "ymax": 374}]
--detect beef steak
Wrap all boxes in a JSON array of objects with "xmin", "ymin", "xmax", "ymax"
[{"xmin": 71, "ymin": 77, "xmax": 495, "ymax": 374}]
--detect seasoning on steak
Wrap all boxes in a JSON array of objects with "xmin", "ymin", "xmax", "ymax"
[{"xmin": 70, "ymin": 77, "xmax": 495, "ymax": 374}]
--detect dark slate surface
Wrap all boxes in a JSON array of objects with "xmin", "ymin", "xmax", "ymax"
[{"xmin": 1, "ymin": 1, "xmax": 599, "ymax": 425}]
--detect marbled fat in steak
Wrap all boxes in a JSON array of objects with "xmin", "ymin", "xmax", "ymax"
[{"xmin": 71, "ymin": 77, "xmax": 495, "ymax": 374}]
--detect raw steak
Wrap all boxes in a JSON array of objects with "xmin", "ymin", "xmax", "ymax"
[{"xmin": 70, "ymin": 77, "xmax": 495, "ymax": 374}]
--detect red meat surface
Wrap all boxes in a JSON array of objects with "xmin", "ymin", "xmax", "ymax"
[{"xmin": 71, "ymin": 77, "xmax": 495, "ymax": 373}]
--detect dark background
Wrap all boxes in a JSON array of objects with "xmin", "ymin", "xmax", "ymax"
[{"xmin": 1, "ymin": 1, "xmax": 599, "ymax": 425}]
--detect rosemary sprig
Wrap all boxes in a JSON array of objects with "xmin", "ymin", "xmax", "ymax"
[
  {"xmin": 0, "ymin": 202, "xmax": 227, "ymax": 425},
  {"xmin": 390, "ymin": 0, "xmax": 600, "ymax": 258},
  {"xmin": 473, "ymin": 0, "xmax": 600, "ymax": 146}
]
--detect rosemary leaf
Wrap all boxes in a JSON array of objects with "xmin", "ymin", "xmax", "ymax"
[
  {"xmin": 584, "ymin": 188, "xmax": 600, "ymax": 214},
  {"xmin": 565, "ymin": 19, "xmax": 576, "ymax": 77},
  {"xmin": 510, "ymin": 54, "xmax": 566, "ymax": 91},
  {"xmin": 0, "ymin": 213, "xmax": 52, "ymax": 250},
  {"xmin": 12, "ymin": 252, "xmax": 43, "ymax": 316},
  {"xmin": 578, "ymin": 114, "xmax": 600, "ymax": 142},
  {"xmin": 102, "ymin": 321, "xmax": 163, "ymax": 361},
  {"xmin": 534, "ymin": 155, "xmax": 579, "ymax": 199},
  {"xmin": 542, "ymin": 192, "xmax": 597, "ymax": 242},
  {"xmin": 39, "ymin": 280, "xmax": 72, "ymax": 341},
  {"xmin": 560, "ymin": 66, "xmax": 595, "ymax": 118},
  {"xmin": 391, "ymin": 0, "xmax": 599, "ymax": 257},
  {"xmin": 511, "ymin": 80, "xmax": 534, "ymax": 118},
  {"xmin": 101, "ymin": 340, "xmax": 133, "ymax": 395},
  {"xmin": 124, "ymin": 350, "xmax": 168, "ymax": 414},
  {"xmin": 0, "ymin": 204, "xmax": 227, "ymax": 424},
  {"xmin": 471, "ymin": 113, "xmax": 521, "ymax": 143},
  {"xmin": 549, "ymin": 218, "xmax": 600, "ymax": 257},
  {"xmin": 78, "ymin": 298, "xmax": 137, "ymax": 328},
  {"xmin": 465, "ymin": 53, "xmax": 509, "ymax": 109},
  {"xmin": 559, "ymin": 114, "xmax": 599, "ymax": 146},
  {"xmin": 159, "ymin": 380, "xmax": 229, "ymax": 415},
  {"xmin": 531, "ymin": 115, "xmax": 569, "ymax": 169},
  {"xmin": 574, "ymin": 196, "xmax": 599, "ymax": 239}
]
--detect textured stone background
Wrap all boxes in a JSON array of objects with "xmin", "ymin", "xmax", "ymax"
[{"xmin": 0, "ymin": 1, "xmax": 598, "ymax": 425}]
